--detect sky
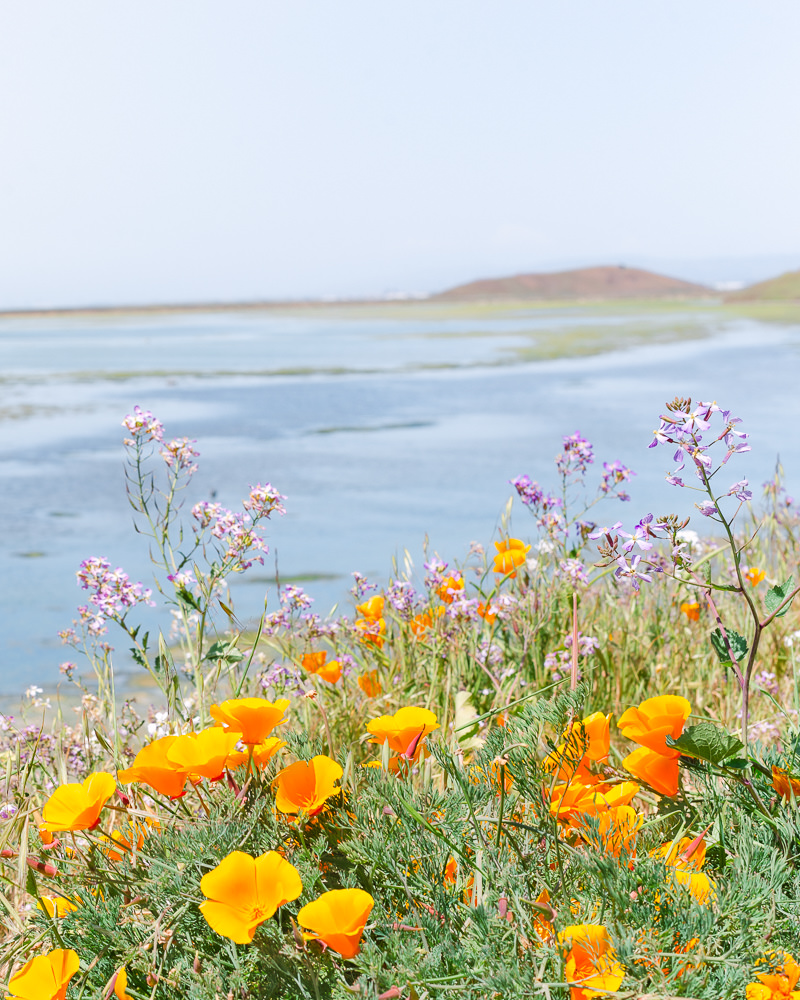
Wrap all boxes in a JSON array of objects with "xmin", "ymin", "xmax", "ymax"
[{"xmin": 1, "ymin": 1, "xmax": 799, "ymax": 308}]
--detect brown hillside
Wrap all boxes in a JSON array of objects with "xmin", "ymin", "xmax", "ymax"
[
  {"xmin": 725, "ymin": 268, "xmax": 800, "ymax": 302},
  {"xmin": 433, "ymin": 265, "xmax": 711, "ymax": 301}
]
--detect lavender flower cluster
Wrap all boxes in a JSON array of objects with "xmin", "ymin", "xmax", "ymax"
[{"xmin": 76, "ymin": 557, "xmax": 155, "ymax": 635}]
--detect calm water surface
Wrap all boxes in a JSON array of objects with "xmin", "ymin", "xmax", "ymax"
[{"xmin": 2, "ymin": 303, "xmax": 799, "ymax": 698}]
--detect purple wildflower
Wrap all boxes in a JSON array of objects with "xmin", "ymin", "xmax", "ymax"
[{"xmin": 122, "ymin": 405, "xmax": 164, "ymax": 444}]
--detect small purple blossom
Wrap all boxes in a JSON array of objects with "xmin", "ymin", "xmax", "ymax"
[
  {"xmin": 599, "ymin": 460, "xmax": 635, "ymax": 500},
  {"xmin": 386, "ymin": 579, "xmax": 418, "ymax": 617},
  {"xmin": 160, "ymin": 437, "xmax": 200, "ymax": 474},
  {"xmin": 696, "ymin": 500, "xmax": 719, "ymax": 517},
  {"xmin": 122, "ymin": 405, "xmax": 164, "ymax": 444},
  {"xmin": 559, "ymin": 559, "xmax": 589, "ymax": 585},
  {"xmin": 556, "ymin": 432, "xmax": 594, "ymax": 476},
  {"xmin": 350, "ymin": 572, "xmax": 377, "ymax": 599},
  {"xmin": 619, "ymin": 514, "xmax": 655, "ymax": 553},
  {"xmin": 726, "ymin": 479, "xmax": 753, "ymax": 502},
  {"xmin": 613, "ymin": 553, "xmax": 653, "ymax": 591},
  {"xmin": 243, "ymin": 483, "xmax": 287, "ymax": 519},
  {"xmin": 280, "ymin": 585, "xmax": 313, "ymax": 612},
  {"xmin": 76, "ymin": 556, "xmax": 154, "ymax": 633}
]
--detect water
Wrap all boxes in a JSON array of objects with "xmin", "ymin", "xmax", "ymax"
[{"xmin": 2, "ymin": 302, "xmax": 800, "ymax": 699}]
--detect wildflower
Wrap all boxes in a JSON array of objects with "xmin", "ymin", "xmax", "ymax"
[
  {"xmin": 492, "ymin": 538, "xmax": 531, "ymax": 578},
  {"xmin": 210, "ymin": 697, "xmax": 289, "ymax": 745},
  {"xmin": 617, "ymin": 695, "xmax": 691, "ymax": 758},
  {"xmin": 243, "ymin": 483, "xmax": 287, "ymax": 518},
  {"xmin": 117, "ymin": 735, "xmax": 192, "ymax": 797},
  {"xmin": 302, "ymin": 651, "xmax": 342, "ymax": 684},
  {"xmin": 166, "ymin": 727, "xmax": 243, "ymax": 781},
  {"xmin": 410, "ymin": 609, "xmax": 441, "ymax": 635},
  {"xmin": 273, "ymin": 755, "xmax": 343, "ymax": 816},
  {"xmin": 680, "ymin": 601, "xmax": 700, "ymax": 621},
  {"xmin": 160, "ymin": 436, "xmax": 200, "ymax": 474},
  {"xmin": 579, "ymin": 805, "xmax": 643, "ymax": 859},
  {"xmin": 557, "ymin": 924, "xmax": 625, "ymax": 999},
  {"xmin": 99, "ymin": 818, "xmax": 159, "ymax": 861},
  {"xmin": 109, "ymin": 967, "xmax": 133, "ymax": 1000},
  {"xmin": 560, "ymin": 559, "xmax": 589, "ymax": 585},
  {"xmin": 477, "ymin": 601, "xmax": 497, "ymax": 624},
  {"xmin": 122, "ymin": 405, "xmax": 164, "ymax": 443},
  {"xmin": 549, "ymin": 780, "xmax": 640, "ymax": 823},
  {"xmin": 297, "ymin": 887, "xmax": 375, "ymax": 959},
  {"xmin": 37, "ymin": 896, "xmax": 78, "ymax": 918},
  {"xmin": 745, "ymin": 566, "xmax": 766, "ymax": 586},
  {"xmin": 354, "ymin": 615, "xmax": 387, "ymax": 648},
  {"xmin": 556, "ymin": 432, "xmax": 594, "ymax": 476},
  {"xmin": 227, "ymin": 737, "xmax": 287, "ymax": 771},
  {"xmin": 436, "ymin": 574, "xmax": 464, "ymax": 603},
  {"xmin": 599, "ymin": 460, "xmax": 635, "ymax": 499},
  {"xmin": 356, "ymin": 595, "xmax": 384, "ymax": 620},
  {"xmin": 7, "ymin": 948, "xmax": 80, "ymax": 1000},
  {"xmin": 772, "ymin": 765, "xmax": 800, "ymax": 801},
  {"xmin": 746, "ymin": 953, "xmax": 800, "ymax": 999},
  {"xmin": 358, "ymin": 670, "xmax": 382, "ymax": 697},
  {"xmin": 41, "ymin": 772, "xmax": 116, "ymax": 833},
  {"xmin": 545, "ymin": 712, "xmax": 612, "ymax": 782},
  {"xmin": 199, "ymin": 850, "xmax": 302, "ymax": 944},
  {"xmin": 622, "ymin": 746, "xmax": 680, "ymax": 797},
  {"xmin": 366, "ymin": 706, "xmax": 440, "ymax": 755}
]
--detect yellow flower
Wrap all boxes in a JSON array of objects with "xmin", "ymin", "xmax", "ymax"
[
  {"xmin": 492, "ymin": 538, "xmax": 531, "ymax": 578},
  {"xmin": 41, "ymin": 772, "xmax": 116, "ymax": 833},
  {"xmin": 772, "ymin": 765, "xmax": 800, "ymax": 801},
  {"xmin": 7, "ymin": 948, "xmax": 80, "ymax": 1000},
  {"xmin": 200, "ymin": 850, "xmax": 302, "ymax": 944},
  {"xmin": 109, "ymin": 967, "xmax": 133, "ymax": 1000},
  {"xmin": 117, "ymin": 735, "xmax": 192, "ymax": 798},
  {"xmin": 366, "ymin": 706, "xmax": 439, "ymax": 756},
  {"xmin": 354, "ymin": 616, "xmax": 386, "ymax": 648},
  {"xmin": 745, "ymin": 566, "xmax": 766, "ymax": 586},
  {"xmin": 356, "ymin": 595, "xmax": 385, "ymax": 620},
  {"xmin": 99, "ymin": 818, "xmax": 159, "ymax": 862},
  {"xmin": 36, "ymin": 896, "xmax": 78, "ymax": 918},
  {"xmin": 166, "ymin": 727, "xmax": 242, "ymax": 781},
  {"xmin": 273, "ymin": 755, "xmax": 343, "ymax": 816},
  {"xmin": 210, "ymin": 697, "xmax": 289, "ymax": 745},
  {"xmin": 226, "ymin": 736, "xmax": 287, "ymax": 771},
  {"xmin": 557, "ymin": 924, "xmax": 625, "ymax": 999},
  {"xmin": 297, "ymin": 887, "xmax": 374, "ymax": 959},
  {"xmin": 436, "ymin": 574, "xmax": 464, "ymax": 603},
  {"xmin": 622, "ymin": 746, "xmax": 680, "ymax": 797}
]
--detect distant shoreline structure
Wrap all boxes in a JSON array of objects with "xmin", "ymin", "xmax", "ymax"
[{"xmin": 2, "ymin": 263, "xmax": 799, "ymax": 318}]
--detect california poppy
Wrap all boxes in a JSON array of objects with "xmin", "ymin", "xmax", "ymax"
[
  {"xmin": 210, "ymin": 697, "xmax": 289, "ymax": 745},
  {"xmin": 109, "ymin": 967, "xmax": 133, "ymax": 1000},
  {"xmin": 227, "ymin": 736, "xmax": 287, "ymax": 771},
  {"xmin": 746, "ymin": 953, "xmax": 800, "ymax": 999},
  {"xmin": 680, "ymin": 601, "xmax": 700, "ymax": 621},
  {"xmin": 99, "ymin": 818, "xmax": 159, "ymax": 862},
  {"xmin": 617, "ymin": 695, "xmax": 691, "ymax": 758},
  {"xmin": 557, "ymin": 924, "xmax": 625, "ymax": 1000},
  {"xmin": 745, "ymin": 567, "xmax": 766, "ymax": 587},
  {"xmin": 167, "ymin": 727, "xmax": 243, "ymax": 781},
  {"xmin": 357, "ymin": 670, "xmax": 382, "ymax": 698},
  {"xmin": 37, "ymin": 896, "xmax": 78, "ymax": 918},
  {"xmin": 118, "ymin": 735, "xmax": 191, "ymax": 798},
  {"xmin": 297, "ymin": 887, "xmax": 374, "ymax": 959},
  {"xmin": 622, "ymin": 746, "xmax": 680, "ymax": 797},
  {"xmin": 7, "ymin": 948, "xmax": 80, "ymax": 1000},
  {"xmin": 41, "ymin": 772, "xmax": 116, "ymax": 833},
  {"xmin": 200, "ymin": 850, "xmax": 302, "ymax": 944},
  {"xmin": 354, "ymin": 616, "xmax": 386, "ymax": 648},
  {"xmin": 366, "ymin": 706, "xmax": 439, "ymax": 756},
  {"xmin": 772, "ymin": 765, "xmax": 800, "ymax": 801},
  {"xmin": 273, "ymin": 755, "xmax": 343, "ymax": 816},
  {"xmin": 356, "ymin": 595, "xmax": 384, "ymax": 621},
  {"xmin": 436, "ymin": 575, "xmax": 464, "ymax": 603},
  {"xmin": 492, "ymin": 538, "xmax": 531, "ymax": 578}
]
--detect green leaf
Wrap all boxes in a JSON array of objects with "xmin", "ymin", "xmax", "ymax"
[
  {"xmin": 765, "ymin": 576, "xmax": 794, "ymax": 618},
  {"xmin": 666, "ymin": 721, "xmax": 744, "ymax": 765},
  {"xmin": 25, "ymin": 866, "xmax": 38, "ymax": 899},
  {"xmin": 204, "ymin": 641, "xmax": 244, "ymax": 664},
  {"xmin": 175, "ymin": 586, "xmax": 202, "ymax": 611},
  {"xmin": 709, "ymin": 627, "xmax": 748, "ymax": 663}
]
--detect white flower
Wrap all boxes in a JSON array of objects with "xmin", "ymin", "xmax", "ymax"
[{"xmin": 25, "ymin": 685, "xmax": 43, "ymax": 699}]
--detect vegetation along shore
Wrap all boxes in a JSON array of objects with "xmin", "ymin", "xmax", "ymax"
[{"xmin": 2, "ymin": 396, "xmax": 800, "ymax": 998}]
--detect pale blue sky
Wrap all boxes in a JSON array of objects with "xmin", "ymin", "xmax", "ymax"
[{"xmin": 1, "ymin": 2, "xmax": 799, "ymax": 308}]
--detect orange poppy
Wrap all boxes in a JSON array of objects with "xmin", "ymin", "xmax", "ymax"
[
  {"xmin": 746, "ymin": 953, "xmax": 800, "ymax": 999},
  {"xmin": 210, "ymin": 697, "xmax": 289, "ymax": 745},
  {"xmin": 366, "ymin": 706, "xmax": 440, "ymax": 756},
  {"xmin": 578, "ymin": 805, "xmax": 642, "ymax": 859},
  {"xmin": 356, "ymin": 595, "xmax": 385, "ymax": 621},
  {"xmin": 273, "ymin": 755, "xmax": 343, "ymax": 816},
  {"xmin": 557, "ymin": 924, "xmax": 625, "ymax": 1000},
  {"xmin": 357, "ymin": 670, "xmax": 382, "ymax": 698},
  {"xmin": 297, "ymin": 887, "xmax": 375, "ymax": 959},
  {"xmin": 549, "ymin": 780, "xmax": 639, "ymax": 823},
  {"xmin": 546, "ymin": 712, "xmax": 612, "ymax": 781},
  {"xmin": 680, "ymin": 601, "xmax": 700, "ymax": 621},
  {"xmin": 617, "ymin": 695, "xmax": 691, "ymax": 758},
  {"xmin": 7, "ymin": 948, "xmax": 80, "ymax": 1000},
  {"xmin": 302, "ymin": 651, "xmax": 342, "ymax": 683},
  {"xmin": 745, "ymin": 567, "xmax": 766, "ymax": 587},
  {"xmin": 354, "ymin": 615, "xmax": 386, "ymax": 648},
  {"xmin": 227, "ymin": 736, "xmax": 287, "ymax": 771},
  {"xmin": 41, "ymin": 772, "xmax": 116, "ymax": 833},
  {"xmin": 200, "ymin": 850, "xmax": 303, "ymax": 944},
  {"xmin": 118, "ymin": 735, "xmax": 191, "ymax": 798},
  {"xmin": 772, "ymin": 766, "xmax": 800, "ymax": 801},
  {"xmin": 109, "ymin": 967, "xmax": 133, "ymax": 1000},
  {"xmin": 436, "ymin": 575, "xmax": 464, "ymax": 603},
  {"xmin": 167, "ymin": 727, "xmax": 243, "ymax": 781},
  {"xmin": 99, "ymin": 818, "xmax": 159, "ymax": 862},
  {"xmin": 492, "ymin": 538, "xmax": 531, "ymax": 578},
  {"xmin": 622, "ymin": 746, "xmax": 680, "ymax": 797}
]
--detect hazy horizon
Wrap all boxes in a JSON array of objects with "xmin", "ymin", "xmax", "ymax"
[{"xmin": 1, "ymin": 2, "xmax": 799, "ymax": 310}]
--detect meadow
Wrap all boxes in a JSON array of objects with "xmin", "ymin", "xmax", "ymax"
[{"xmin": 2, "ymin": 395, "xmax": 800, "ymax": 999}]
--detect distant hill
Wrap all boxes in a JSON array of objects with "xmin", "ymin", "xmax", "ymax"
[
  {"xmin": 433, "ymin": 265, "xmax": 712, "ymax": 302},
  {"xmin": 726, "ymin": 268, "xmax": 800, "ymax": 301}
]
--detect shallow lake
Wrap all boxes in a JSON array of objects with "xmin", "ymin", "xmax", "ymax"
[{"xmin": 2, "ymin": 300, "xmax": 800, "ymax": 699}]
